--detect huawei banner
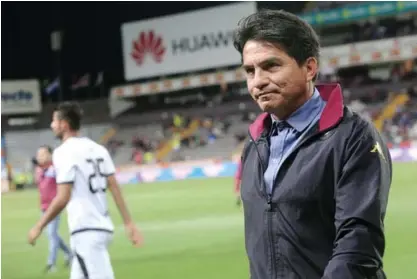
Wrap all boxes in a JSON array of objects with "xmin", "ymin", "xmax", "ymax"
[{"xmin": 121, "ymin": 2, "xmax": 257, "ymax": 81}]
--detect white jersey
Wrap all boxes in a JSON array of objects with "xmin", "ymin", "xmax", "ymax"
[{"xmin": 53, "ymin": 137, "xmax": 115, "ymax": 234}]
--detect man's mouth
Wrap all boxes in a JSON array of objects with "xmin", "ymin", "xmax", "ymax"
[{"xmin": 256, "ymin": 92, "xmax": 273, "ymax": 99}]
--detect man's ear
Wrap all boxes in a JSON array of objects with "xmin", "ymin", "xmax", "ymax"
[{"xmin": 305, "ymin": 57, "xmax": 318, "ymax": 83}]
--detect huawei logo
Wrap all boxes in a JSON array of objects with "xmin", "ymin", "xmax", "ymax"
[{"xmin": 131, "ymin": 30, "xmax": 166, "ymax": 65}]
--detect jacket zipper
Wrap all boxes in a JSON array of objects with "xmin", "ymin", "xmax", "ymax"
[
  {"xmin": 248, "ymin": 127, "xmax": 325, "ymax": 279},
  {"xmin": 247, "ymin": 132, "xmax": 269, "ymax": 200},
  {"xmin": 248, "ymin": 131, "xmax": 277, "ymax": 279}
]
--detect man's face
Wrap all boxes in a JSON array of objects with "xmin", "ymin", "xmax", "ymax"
[
  {"xmin": 242, "ymin": 40, "xmax": 316, "ymax": 118},
  {"xmin": 50, "ymin": 111, "xmax": 65, "ymax": 140},
  {"xmin": 36, "ymin": 147, "xmax": 51, "ymax": 166}
]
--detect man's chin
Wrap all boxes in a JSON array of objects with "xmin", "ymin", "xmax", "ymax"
[
  {"xmin": 258, "ymin": 101, "xmax": 291, "ymax": 119},
  {"xmin": 258, "ymin": 100, "xmax": 280, "ymax": 113}
]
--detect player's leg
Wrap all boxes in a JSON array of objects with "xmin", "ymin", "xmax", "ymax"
[
  {"xmin": 69, "ymin": 253, "xmax": 85, "ymax": 279},
  {"xmin": 53, "ymin": 214, "xmax": 72, "ymax": 266},
  {"xmin": 45, "ymin": 215, "xmax": 60, "ymax": 272},
  {"xmin": 96, "ymin": 233, "xmax": 115, "ymax": 279},
  {"xmin": 234, "ymin": 178, "xmax": 242, "ymax": 207},
  {"xmin": 70, "ymin": 231, "xmax": 115, "ymax": 279},
  {"xmin": 70, "ymin": 234, "xmax": 90, "ymax": 279},
  {"xmin": 236, "ymin": 195, "xmax": 242, "ymax": 206},
  {"xmin": 59, "ymin": 238, "xmax": 73, "ymax": 267}
]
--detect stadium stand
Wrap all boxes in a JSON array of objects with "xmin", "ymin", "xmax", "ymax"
[
  {"xmin": 2, "ymin": 3, "xmax": 417, "ymax": 279},
  {"xmin": 2, "ymin": 1, "xmax": 417, "ymax": 183}
]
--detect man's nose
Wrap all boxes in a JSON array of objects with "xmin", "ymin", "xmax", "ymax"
[{"xmin": 253, "ymin": 70, "xmax": 269, "ymax": 90}]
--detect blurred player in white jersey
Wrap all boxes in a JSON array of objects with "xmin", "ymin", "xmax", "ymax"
[{"xmin": 28, "ymin": 102, "xmax": 142, "ymax": 279}]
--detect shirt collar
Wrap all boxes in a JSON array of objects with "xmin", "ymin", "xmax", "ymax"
[
  {"xmin": 39, "ymin": 162, "xmax": 53, "ymax": 170},
  {"xmin": 271, "ymin": 88, "xmax": 324, "ymax": 132}
]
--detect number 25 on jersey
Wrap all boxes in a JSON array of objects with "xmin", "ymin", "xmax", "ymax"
[{"xmin": 86, "ymin": 158, "xmax": 107, "ymax": 194}]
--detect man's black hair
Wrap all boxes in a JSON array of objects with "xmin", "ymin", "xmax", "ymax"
[
  {"xmin": 54, "ymin": 102, "xmax": 83, "ymax": 131},
  {"xmin": 233, "ymin": 9, "xmax": 320, "ymax": 80},
  {"xmin": 39, "ymin": 145, "xmax": 53, "ymax": 154},
  {"xmin": 32, "ymin": 157, "xmax": 38, "ymax": 166}
]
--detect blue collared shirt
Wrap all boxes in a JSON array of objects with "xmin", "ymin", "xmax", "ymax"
[{"xmin": 264, "ymin": 88, "xmax": 326, "ymax": 193}]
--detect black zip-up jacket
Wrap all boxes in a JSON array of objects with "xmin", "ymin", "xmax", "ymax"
[{"xmin": 239, "ymin": 84, "xmax": 392, "ymax": 279}]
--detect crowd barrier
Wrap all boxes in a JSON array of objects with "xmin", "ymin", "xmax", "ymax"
[{"xmin": 115, "ymin": 148, "xmax": 417, "ymax": 185}]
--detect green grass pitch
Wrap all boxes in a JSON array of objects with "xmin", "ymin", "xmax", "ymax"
[{"xmin": 1, "ymin": 163, "xmax": 416, "ymax": 279}]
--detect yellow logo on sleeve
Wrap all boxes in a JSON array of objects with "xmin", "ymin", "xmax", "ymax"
[{"xmin": 370, "ymin": 142, "xmax": 386, "ymax": 162}]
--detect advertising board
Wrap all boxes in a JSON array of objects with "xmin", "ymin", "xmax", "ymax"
[
  {"xmin": 121, "ymin": 2, "xmax": 257, "ymax": 80},
  {"xmin": 1, "ymin": 79, "xmax": 42, "ymax": 115}
]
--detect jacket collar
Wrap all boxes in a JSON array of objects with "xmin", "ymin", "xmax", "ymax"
[{"xmin": 249, "ymin": 83, "xmax": 344, "ymax": 141}]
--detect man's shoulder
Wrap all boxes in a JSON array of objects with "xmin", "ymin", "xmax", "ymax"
[
  {"xmin": 56, "ymin": 137, "xmax": 106, "ymax": 153},
  {"xmin": 53, "ymin": 138, "xmax": 83, "ymax": 163},
  {"xmin": 52, "ymin": 143, "xmax": 67, "ymax": 159},
  {"xmin": 336, "ymin": 107, "xmax": 389, "ymax": 156},
  {"xmin": 337, "ymin": 107, "xmax": 380, "ymax": 138},
  {"xmin": 91, "ymin": 141, "xmax": 110, "ymax": 158},
  {"xmin": 79, "ymin": 137, "xmax": 107, "ymax": 152}
]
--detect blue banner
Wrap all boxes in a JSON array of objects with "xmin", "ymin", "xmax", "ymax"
[{"xmin": 300, "ymin": 1, "xmax": 417, "ymax": 26}]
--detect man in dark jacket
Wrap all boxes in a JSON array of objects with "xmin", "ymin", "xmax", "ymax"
[{"xmin": 233, "ymin": 10, "xmax": 392, "ymax": 279}]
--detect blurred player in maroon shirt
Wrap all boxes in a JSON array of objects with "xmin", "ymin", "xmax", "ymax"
[
  {"xmin": 35, "ymin": 146, "xmax": 72, "ymax": 273},
  {"xmin": 234, "ymin": 160, "xmax": 242, "ymax": 206}
]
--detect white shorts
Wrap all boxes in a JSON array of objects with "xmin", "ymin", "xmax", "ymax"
[{"xmin": 70, "ymin": 230, "xmax": 114, "ymax": 279}]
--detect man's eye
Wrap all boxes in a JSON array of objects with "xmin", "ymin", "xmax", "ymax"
[
  {"xmin": 245, "ymin": 68, "xmax": 254, "ymax": 75},
  {"xmin": 266, "ymin": 63, "xmax": 280, "ymax": 69}
]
